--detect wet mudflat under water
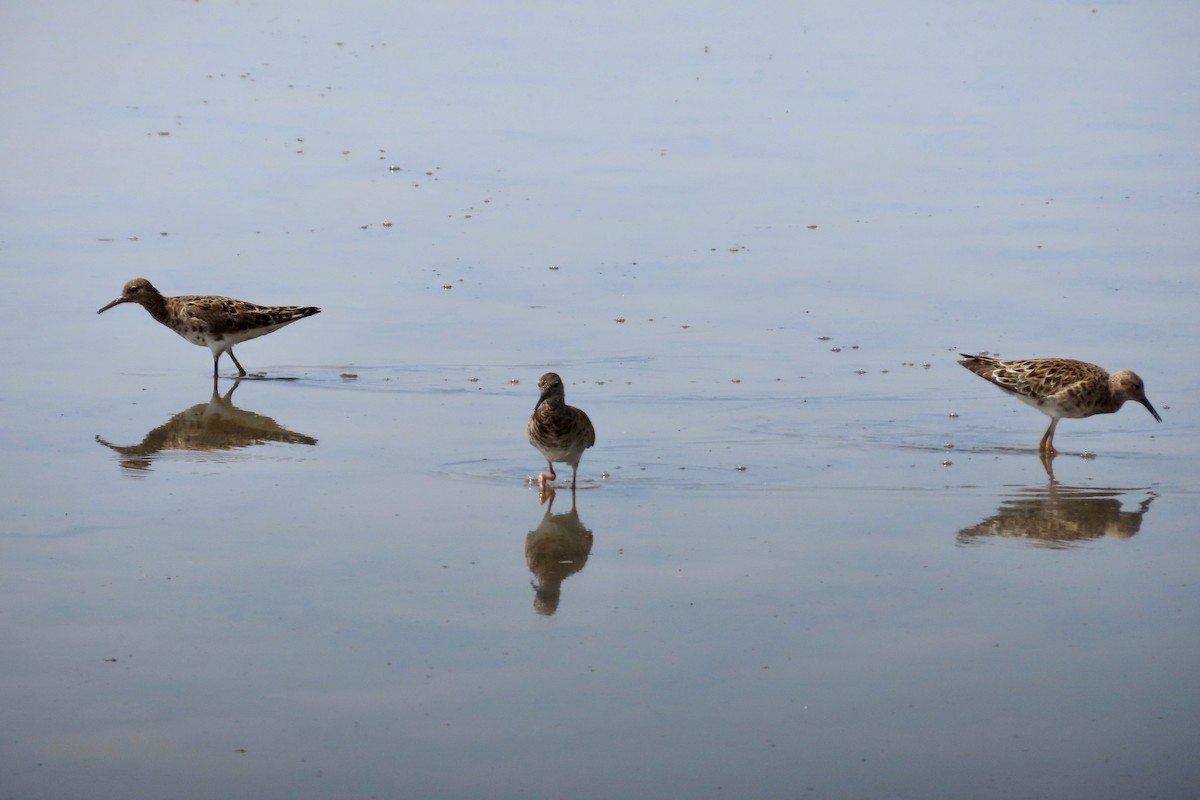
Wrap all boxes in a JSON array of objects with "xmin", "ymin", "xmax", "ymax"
[{"xmin": 3, "ymin": 2, "xmax": 1199, "ymax": 799}]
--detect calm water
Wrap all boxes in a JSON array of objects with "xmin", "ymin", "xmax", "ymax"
[{"xmin": 2, "ymin": 2, "xmax": 1199, "ymax": 799}]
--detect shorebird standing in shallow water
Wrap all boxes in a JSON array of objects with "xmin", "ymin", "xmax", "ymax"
[
  {"xmin": 98, "ymin": 278, "xmax": 321, "ymax": 378},
  {"xmin": 528, "ymin": 372, "xmax": 595, "ymax": 494},
  {"xmin": 958, "ymin": 353, "xmax": 1161, "ymax": 454}
]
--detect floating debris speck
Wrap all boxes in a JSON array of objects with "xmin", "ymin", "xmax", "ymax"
[
  {"xmin": 948, "ymin": 411, "xmax": 959, "ymax": 418},
  {"xmin": 735, "ymin": 465, "xmax": 747, "ymax": 472},
  {"xmin": 942, "ymin": 460, "xmax": 953, "ymax": 467},
  {"xmin": 548, "ymin": 264, "xmax": 559, "ymax": 270}
]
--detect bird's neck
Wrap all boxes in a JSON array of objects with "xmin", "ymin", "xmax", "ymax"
[{"xmin": 142, "ymin": 294, "xmax": 170, "ymax": 324}]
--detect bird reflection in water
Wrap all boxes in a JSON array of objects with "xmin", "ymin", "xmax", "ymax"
[
  {"xmin": 525, "ymin": 488, "xmax": 594, "ymax": 615},
  {"xmin": 96, "ymin": 378, "xmax": 317, "ymax": 473},
  {"xmin": 958, "ymin": 483, "xmax": 1156, "ymax": 549}
]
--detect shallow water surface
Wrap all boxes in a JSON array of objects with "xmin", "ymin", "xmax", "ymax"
[{"xmin": 2, "ymin": 2, "xmax": 1198, "ymax": 799}]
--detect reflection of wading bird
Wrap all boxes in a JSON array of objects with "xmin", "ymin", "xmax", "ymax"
[
  {"xmin": 98, "ymin": 278, "xmax": 321, "ymax": 378},
  {"xmin": 96, "ymin": 379, "xmax": 317, "ymax": 472},
  {"xmin": 528, "ymin": 372, "xmax": 595, "ymax": 493},
  {"xmin": 958, "ymin": 489, "xmax": 1155, "ymax": 548},
  {"xmin": 525, "ymin": 489, "xmax": 594, "ymax": 615},
  {"xmin": 957, "ymin": 353, "xmax": 1161, "ymax": 454}
]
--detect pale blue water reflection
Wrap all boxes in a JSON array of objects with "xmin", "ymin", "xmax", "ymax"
[{"xmin": 2, "ymin": 2, "xmax": 1198, "ymax": 799}]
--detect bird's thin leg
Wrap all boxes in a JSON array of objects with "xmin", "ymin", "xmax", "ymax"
[
  {"xmin": 228, "ymin": 348, "xmax": 248, "ymax": 377},
  {"xmin": 1039, "ymin": 418, "xmax": 1059, "ymax": 454},
  {"xmin": 538, "ymin": 461, "xmax": 557, "ymax": 489},
  {"xmin": 212, "ymin": 355, "xmax": 220, "ymax": 379}
]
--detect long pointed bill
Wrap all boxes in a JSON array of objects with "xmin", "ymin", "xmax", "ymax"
[
  {"xmin": 1140, "ymin": 398, "xmax": 1162, "ymax": 423},
  {"xmin": 97, "ymin": 297, "xmax": 129, "ymax": 314}
]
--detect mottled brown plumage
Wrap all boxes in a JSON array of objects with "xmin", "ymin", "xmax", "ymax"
[
  {"xmin": 958, "ymin": 353, "xmax": 1161, "ymax": 453},
  {"xmin": 528, "ymin": 372, "xmax": 595, "ymax": 491},
  {"xmin": 98, "ymin": 278, "xmax": 320, "ymax": 377}
]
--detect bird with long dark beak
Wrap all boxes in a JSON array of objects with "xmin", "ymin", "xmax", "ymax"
[
  {"xmin": 958, "ymin": 353, "xmax": 1161, "ymax": 454},
  {"xmin": 528, "ymin": 372, "xmax": 596, "ymax": 494},
  {"xmin": 98, "ymin": 277, "xmax": 320, "ymax": 378}
]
